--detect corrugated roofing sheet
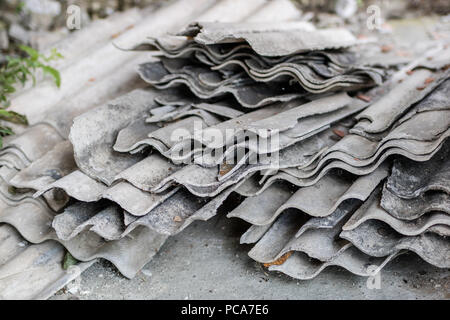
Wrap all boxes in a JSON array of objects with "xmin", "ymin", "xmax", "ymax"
[{"xmin": 0, "ymin": 0, "xmax": 448, "ymax": 299}]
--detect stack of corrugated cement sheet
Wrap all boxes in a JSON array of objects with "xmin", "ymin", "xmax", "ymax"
[
  {"xmin": 1, "ymin": 0, "xmax": 448, "ymax": 298},
  {"xmin": 0, "ymin": 4, "xmax": 159, "ymax": 298},
  {"xmin": 0, "ymin": 0, "xmax": 309, "ymax": 298},
  {"xmin": 226, "ymin": 77, "xmax": 450, "ymax": 280},
  {"xmin": 38, "ymin": 21, "xmax": 450, "ymax": 283},
  {"xmin": 135, "ymin": 22, "xmax": 386, "ymax": 106},
  {"xmin": 0, "ymin": 224, "xmax": 95, "ymax": 300},
  {"xmin": 338, "ymin": 141, "xmax": 450, "ymax": 271}
]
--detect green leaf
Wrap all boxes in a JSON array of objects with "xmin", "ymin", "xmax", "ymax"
[
  {"xmin": 41, "ymin": 65, "xmax": 61, "ymax": 87},
  {"xmin": 0, "ymin": 125, "xmax": 14, "ymax": 149},
  {"xmin": 0, "ymin": 46, "xmax": 62, "ymax": 144},
  {"xmin": 44, "ymin": 48, "xmax": 64, "ymax": 62},
  {"xmin": 19, "ymin": 45, "xmax": 39, "ymax": 61},
  {"xmin": 16, "ymin": 1, "xmax": 25, "ymax": 13},
  {"xmin": 0, "ymin": 126, "xmax": 14, "ymax": 136},
  {"xmin": 2, "ymin": 83, "xmax": 15, "ymax": 94},
  {"xmin": 0, "ymin": 110, "xmax": 28, "ymax": 125},
  {"xmin": 63, "ymin": 251, "xmax": 79, "ymax": 270},
  {"xmin": 6, "ymin": 59, "xmax": 20, "ymax": 69}
]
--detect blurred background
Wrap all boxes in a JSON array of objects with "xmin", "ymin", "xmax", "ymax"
[{"xmin": 0, "ymin": 0, "xmax": 449, "ymax": 55}]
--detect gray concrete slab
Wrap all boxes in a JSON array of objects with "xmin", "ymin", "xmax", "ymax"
[{"xmin": 51, "ymin": 213, "xmax": 450, "ymax": 300}]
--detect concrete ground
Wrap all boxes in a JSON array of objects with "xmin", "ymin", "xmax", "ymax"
[{"xmin": 52, "ymin": 213, "xmax": 450, "ymax": 300}]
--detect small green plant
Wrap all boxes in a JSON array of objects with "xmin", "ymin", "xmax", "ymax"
[
  {"xmin": 63, "ymin": 251, "xmax": 79, "ymax": 270},
  {"xmin": 0, "ymin": 45, "xmax": 63, "ymax": 148},
  {"xmin": 15, "ymin": 1, "xmax": 25, "ymax": 13}
]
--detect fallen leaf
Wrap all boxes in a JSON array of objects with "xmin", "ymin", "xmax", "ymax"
[
  {"xmin": 396, "ymin": 50, "xmax": 410, "ymax": 57},
  {"xmin": 219, "ymin": 162, "xmax": 233, "ymax": 176},
  {"xmin": 263, "ymin": 252, "xmax": 292, "ymax": 267},
  {"xmin": 381, "ymin": 45, "xmax": 393, "ymax": 53},
  {"xmin": 332, "ymin": 128, "xmax": 346, "ymax": 138},
  {"xmin": 356, "ymin": 94, "xmax": 371, "ymax": 102}
]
